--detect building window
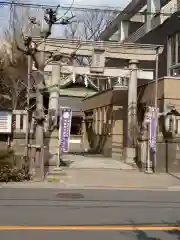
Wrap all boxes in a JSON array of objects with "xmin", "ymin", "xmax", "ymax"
[
  {"xmin": 70, "ymin": 116, "xmax": 82, "ymax": 135},
  {"xmin": 175, "ymin": 117, "xmax": 180, "ymax": 135},
  {"xmin": 178, "ymin": 33, "xmax": 180, "ymax": 64},
  {"xmin": 57, "ymin": 116, "xmax": 82, "ymax": 135},
  {"xmin": 168, "ymin": 33, "xmax": 180, "ymax": 76},
  {"xmin": 170, "ymin": 34, "xmax": 176, "ymax": 65}
]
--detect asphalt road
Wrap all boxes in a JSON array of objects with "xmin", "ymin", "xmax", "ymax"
[{"xmin": 0, "ymin": 188, "xmax": 180, "ymax": 239}]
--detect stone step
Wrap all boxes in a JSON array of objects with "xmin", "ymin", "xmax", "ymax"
[
  {"xmin": 45, "ymin": 166, "xmax": 72, "ymax": 183},
  {"xmin": 46, "ymin": 172, "xmax": 69, "ymax": 183},
  {"xmin": 46, "ymin": 175, "xmax": 61, "ymax": 183},
  {"xmin": 46, "ymin": 165, "xmax": 137, "ymax": 177},
  {"xmin": 47, "ymin": 171, "xmax": 67, "ymax": 176},
  {"xmin": 52, "ymin": 167, "xmax": 64, "ymax": 172}
]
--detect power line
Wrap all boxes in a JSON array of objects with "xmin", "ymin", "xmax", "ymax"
[
  {"xmin": 0, "ymin": 1, "xmax": 120, "ymax": 13},
  {"xmin": 0, "ymin": 1, "xmax": 177, "ymax": 16}
]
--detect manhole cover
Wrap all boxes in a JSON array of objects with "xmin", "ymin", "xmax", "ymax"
[{"xmin": 56, "ymin": 192, "xmax": 84, "ymax": 199}]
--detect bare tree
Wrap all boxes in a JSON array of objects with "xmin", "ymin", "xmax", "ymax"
[
  {"xmin": 62, "ymin": 9, "xmax": 118, "ymax": 90},
  {"xmin": 14, "ymin": 4, "xmax": 76, "ymax": 178},
  {"xmin": 0, "ymin": 3, "xmax": 50, "ymax": 110},
  {"xmin": 0, "ymin": 44, "xmax": 27, "ymax": 109},
  {"xmin": 63, "ymin": 9, "xmax": 118, "ymax": 67},
  {"xmin": 0, "ymin": 4, "xmax": 30, "ymax": 110},
  {"xmin": 64, "ymin": 10, "xmax": 117, "ymax": 41}
]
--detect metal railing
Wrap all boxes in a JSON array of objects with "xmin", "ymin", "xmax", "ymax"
[
  {"xmin": 126, "ymin": 24, "xmax": 146, "ymax": 43},
  {"xmin": 12, "ymin": 110, "xmax": 35, "ymax": 133}
]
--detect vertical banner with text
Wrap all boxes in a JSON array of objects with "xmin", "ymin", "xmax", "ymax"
[
  {"xmin": 59, "ymin": 108, "xmax": 72, "ymax": 153},
  {"xmin": 150, "ymin": 108, "xmax": 158, "ymax": 152}
]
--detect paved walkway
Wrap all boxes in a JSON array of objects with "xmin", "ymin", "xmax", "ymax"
[
  {"xmin": 1, "ymin": 154, "xmax": 180, "ymax": 190},
  {"xmin": 62, "ymin": 154, "xmax": 135, "ymax": 170},
  {"xmin": 48, "ymin": 169, "xmax": 180, "ymax": 189},
  {"xmin": 2, "ymin": 170, "xmax": 180, "ymax": 190}
]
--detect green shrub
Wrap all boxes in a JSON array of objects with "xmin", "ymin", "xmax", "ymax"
[
  {"xmin": 0, "ymin": 165, "xmax": 30, "ymax": 182},
  {"xmin": 0, "ymin": 149, "xmax": 31, "ymax": 182}
]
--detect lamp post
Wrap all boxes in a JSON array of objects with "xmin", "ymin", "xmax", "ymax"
[{"xmin": 153, "ymin": 50, "xmax": 159, "ymax": 172}]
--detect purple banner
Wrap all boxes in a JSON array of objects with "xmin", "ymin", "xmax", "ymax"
[
  {"xmin": 59, "ymin": 108, "xmax": 72, "ymax": 153},
  {"xmin": 150, "ymin": 109, "xmax": 158, "ymax": 152}
]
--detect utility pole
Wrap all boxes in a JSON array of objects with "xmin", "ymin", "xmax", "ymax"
[
  {"xmin": 57, "ymin": 64, "xmax": 61, "ymax": 167},
  {"xmin": 35, "ymin": 47, "xmax": 45, "ymax": 180},
  {"xmin": 24, "ymin": 23, "xmax": 33, "ymax": 175},
  {"xmin": 24, "ymin": 55, "xmax": 31, "ymax": 170}
]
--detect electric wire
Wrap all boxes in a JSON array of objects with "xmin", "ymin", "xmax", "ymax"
[{"xmin": 0, "ymin": 1, "xmax": 177, "ymax": 16}]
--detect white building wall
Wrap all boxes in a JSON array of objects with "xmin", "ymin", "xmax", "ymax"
[{"xmin": 126, "ymin": 0, "xmax": 177, "ymax": 43}]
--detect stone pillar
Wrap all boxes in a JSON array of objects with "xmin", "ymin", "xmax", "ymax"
[
  {"xmin": 126, "ymin": 59, "xmax": 139, "ymax": 163},
  {"xmin": 147, "ymin": 0, "xmax": 160, "ymax": 31},
  {"xmin": 81, "ymin": 115, "xmax": 89, "ymax": 152},
  {"xmin": 119, "ymin": 21, "xmax": 129, "ymax": 42},
  {"xmin": 112, "ymin": 105, "xmax": 124, "ymax": 160},
  {"xmin": 91, "ymin": 47, "xmax": 105, "ymax": 73},
  {"xmin": 47, "ymin": 64, "xmax": 60, "ymax": 163},
  {"xmin": 112, "ymin": 83, "xmax": 127, "ymax": 160},
  {"xmin": 147, "ymin": 0, "xmax": 160, "ymax": 13},
  {"xmin": 48, "ymin": 64, "xmax": 60, "ymax": 125},
  {"xmin": 48, "ymin": 64, "xmax": 60, "ymax": 131},
  {"xmin": 109, "ymin": 21, "xmax": 129, "ymax": 42},
  {"xmin": 23, "ymin": 113, "xmax": 27, "ymax": 133},
  {"xmin": 15, "ymin": 114, "xmax": 21, "ymax": 132}
]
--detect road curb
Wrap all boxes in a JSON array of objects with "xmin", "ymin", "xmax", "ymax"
[
  {"xmin": 0, "ymin": 182, "xmax": 177, "ymax": 191},
  {"xmin": 168, "ymin": 185, "xmax": 180, "ymax": 190}
]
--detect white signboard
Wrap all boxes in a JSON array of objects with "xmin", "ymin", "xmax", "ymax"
[{"xmin": 0, "ymin": 111, "xmax": 12, "ymax": 133}]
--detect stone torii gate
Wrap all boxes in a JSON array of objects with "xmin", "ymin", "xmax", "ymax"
[{"xmin": 33, "ymin": 37, "xmax": 163, "ymax": 162}]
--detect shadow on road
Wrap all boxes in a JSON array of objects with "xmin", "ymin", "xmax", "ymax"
[
  {"xmin": 163, "ymin": 220, "xmax": 180, "ymax": 240},
  {"xmin": 130, "ymin": 220, "xmax": 160, "ymax": 240},
  {"xmin": 168, "ymin": 172, "xmax": 180, "ymax": 181},
  {"xmin": 124, "ymin": 220, "xmax": 180, "ymax": 240},
  {"xmin": 134, "ymin": 230, "xmax": 161, "ymax": 240},
  {"xmin": 125, "ymin": 220, "xmax": 160, "ymax": 240}
]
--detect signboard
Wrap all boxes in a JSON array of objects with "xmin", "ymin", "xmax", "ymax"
[
  {"xmin": 59, "ymin": 108, "xmax": 72, "ymax": 153},
  {"xmin": 0, "ymin": 111, "xmax": 12, "ymax": 133},
  {"xmin": 150, "ymin": 108, "xmax": 158, "ymax": 152}
]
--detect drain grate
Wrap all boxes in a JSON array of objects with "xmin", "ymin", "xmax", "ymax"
[{"xmin": 56, "ymin": 192, "xmax": 84, "ymax": 199}]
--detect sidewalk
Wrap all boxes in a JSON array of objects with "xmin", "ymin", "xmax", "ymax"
[
  {"xmin": 47, "ymin": 169, "xmax": 180, "ymax": 189},
  {"xmin": 1, "ymin": 170, "xmax": 180, "ymax": 190},
  {"xmin": 61, "ymin": 154, "xmax": 136, "ymax": 170}
]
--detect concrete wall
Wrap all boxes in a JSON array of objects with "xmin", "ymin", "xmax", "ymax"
[
  {"xmin": 9, "ymin": 107, "xmax": 83, "ymax": 168},
  {"xmin": 136, "ymin": 12, "xmax": 180, "ymax": 78},
  {"xmin": 9, "ymin": 92, "xmax": 88, "ymax": 168},
  {"xmin": 83, "ymin": 87, "xmax": 128, "ymax": 159},
  {"xmin": 11, "ymin": 131, "xmax": 82, "ymax": 167},
  {"xmin": 138, "ymin": 77, "xmax": 180, "ymax": 109},
  {"xmin": 138, "ymin": 77, "xmax": 180, "ymax": 172}
]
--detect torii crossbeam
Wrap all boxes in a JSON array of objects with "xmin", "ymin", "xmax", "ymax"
[{"xmin": 33, "ymin": 37, "xmax": 163, "ymax": 61}]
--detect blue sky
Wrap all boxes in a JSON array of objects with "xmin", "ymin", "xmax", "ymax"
[
  {"xmin": 23, "ymin": 0, "xmax": 131, "ymax": 9},
  {"xmin": 0, "ymin": 0, "xmax": 131, "ymax": 38}
]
